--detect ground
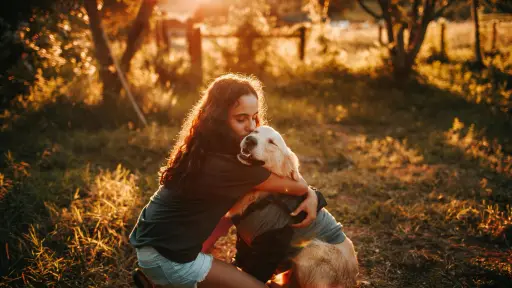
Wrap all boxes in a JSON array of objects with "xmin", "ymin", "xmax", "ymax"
[{"xmin": 1, "ymin": 22, "xmax": 511, "ymax": 288}]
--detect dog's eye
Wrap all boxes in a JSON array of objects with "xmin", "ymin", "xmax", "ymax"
[{"xmin": 268, "ymin": 139, "xmax": 277, "ymax": 146}]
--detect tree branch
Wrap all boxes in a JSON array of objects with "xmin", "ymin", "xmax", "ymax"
[
  {"xmin": 408, "ymin": 0, "xmax": 421, "ymax": 51},
  {"xmin": 357, "ymin": 0, "xmax": 383, "ymax": 20},
  {"xmin": 411, "ymin": 0, "xmax": 420, "ymax": 23},
  {"xmin": 407, "ymin": 20, "xmax": 429, "ymax": 64},
  {"xmin": 421, "ymin": 0, "xmax": 435, "ymax": 25},
  {"xmin": 378, "ymin": 0, "xmax": 394, "ymax": 44},
  {"xmin": 120, "ymin": 0, "xmax": 157, "ymax": 73},
  {"xmin": 396, "ymin": 24, "xmax": 406, "ymax": 59}
]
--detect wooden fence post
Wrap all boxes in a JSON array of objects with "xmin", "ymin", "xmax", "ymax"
[
  {"xmin": 156, "ymin": 19, "xmax": 162, "ymax": 48},
  {"xmin": 298, "ymin": 26, "xmax": 306, "ymax": 61},
  {"xmin": 440, "ymin": 21, "xmax": 447, "ymax": 58},
  {"xmin": 156, "ymin": 20, "xmax": 170, "ymax": 55},
  {"xmin": 187, "ymin": 20, "xmax": 202, "ymax": 84},
  {"xmin": 237, "ymin": 22, "xmax": 257, "ymax": 66},
  {"xmin": 378, "ymin": 24, "xmax": 384, "ymax": 45},
  {"xmin": 490, "ymin": 20, "xmax": 497, "ymax": 51},
  {"xmin": 162, "ymin": 20, "xmax": 170, "ymax": 54}
]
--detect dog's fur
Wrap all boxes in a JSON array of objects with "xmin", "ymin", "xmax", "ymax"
[{"xmin": 227, "ymin": 126, "xmax": 359, "ymax": 288}]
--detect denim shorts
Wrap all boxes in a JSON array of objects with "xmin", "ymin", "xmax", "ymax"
[
  {"xmin": 136, "ymin": 246, "xmax": 213, "ymax": 288},
  {"xmin": 288, "ymin": 208, "xmax": 346, "ymax": 256}
]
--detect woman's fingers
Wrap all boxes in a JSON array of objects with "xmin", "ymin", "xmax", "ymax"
[
  {"xmin": 290, "ymin": 199, "xmax": 307, "ymax": 217},
  {"xmin": 291, "ymin": 212, "xmax": 315, "ymax": 228},
  {"xmin": 290, "ymin": 188, "xmax": 318, "ymax": 228}
]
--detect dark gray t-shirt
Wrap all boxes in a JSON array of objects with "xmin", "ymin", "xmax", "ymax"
[{"xmin": 129, "ymin": 153, "xmax": 271, "ymax": 263}]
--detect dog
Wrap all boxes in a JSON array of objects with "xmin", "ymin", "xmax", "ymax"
[{"xmin": 226, "ymin": 125, "xmax": 359, "ymax": 288}]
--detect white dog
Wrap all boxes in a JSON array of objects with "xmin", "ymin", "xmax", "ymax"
[{"xmin": 227, "ymin": 126, "xmax": 359, "ymax": 288}]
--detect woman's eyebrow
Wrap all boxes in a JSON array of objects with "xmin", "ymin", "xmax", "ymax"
[{"xmin": 234, "ymin": 111, "xmax": 258, "ymax": 117}]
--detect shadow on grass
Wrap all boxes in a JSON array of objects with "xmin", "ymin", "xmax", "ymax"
[
  {"xmin": 328, "ymin": 164, "xmax": 512, "ymax": 287},
  {"xmin": 273, "ymin": 65, "xmax": 511, "ymax": 190},
  {"xmin": 0, "ymin": 97, "xmax": 181, "ymax": 284},
  {"xmin": 270, "ymin": 66, "xmax": 511, "ymax": 287}
]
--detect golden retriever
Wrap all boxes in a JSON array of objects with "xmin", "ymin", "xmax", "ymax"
[{"xmin": 227, "ymin": 125, "xmax": 359, "ymax": 288}]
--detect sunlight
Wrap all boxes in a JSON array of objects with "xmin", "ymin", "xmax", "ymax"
[
  {"xmin": 271, "ymin": 270, "xmax": 293, "ymax": 287},
  {"xmin": 445, "ymin": 118, "xmax": 512, "ymax": 177},
  {"xmin": 2, "ymin": 0, "xmax": 512, "ymax": 286},
  {"xmin": 157, "ymin": 0, "xmax": 210, "ymax": 20}
]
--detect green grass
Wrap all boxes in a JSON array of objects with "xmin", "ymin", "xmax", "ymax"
[{"xmin": 1, "ymin": 22, "xmax": 512, "ymax": 287}]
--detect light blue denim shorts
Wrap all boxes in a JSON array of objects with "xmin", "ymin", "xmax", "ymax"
[
  {"xmin": 136, "ymin": 246, "xmax": 213, "ymax": 288},
  {"xmin": 288, "ymin": 208, "xmax": 346, "ymax": 256}
]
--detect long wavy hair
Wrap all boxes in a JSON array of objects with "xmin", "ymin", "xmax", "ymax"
[{"xmin": 160, "ymin": 74, "xmax": 268, "ymax": 189}]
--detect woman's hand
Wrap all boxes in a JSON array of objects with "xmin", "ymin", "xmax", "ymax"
[{"xmin": 290, "ymin": 187, "xmax": 318, "ymax": 228}]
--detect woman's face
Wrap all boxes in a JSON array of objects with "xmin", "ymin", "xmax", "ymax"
[{"xmin": 228, "ymin": 94, "xmax": 259, "ymax": 142}]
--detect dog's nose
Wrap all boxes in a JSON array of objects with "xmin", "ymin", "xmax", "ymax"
[{"xmin": 243, "ymin": 135, "xmax": 257, "ymax": 150}]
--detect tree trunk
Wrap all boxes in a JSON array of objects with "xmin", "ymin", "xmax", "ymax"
[
  {"xmin": 120, "ymin": 0, "xmax": 157, "ymax": 73},
  {"xmin": 379, "ymin": 0, "xmax": 395, "ymax": 44},
  {"xmin": 472, "ymin": 0, "xmax": 485, "ymax": 68},
  {"xmin": 109, "ymin": 0, "xmax": 157, "ymax": 100},
  {"xmin": 84, "ymin": 0, "xmax": 121, "ymax": 108},
  {"xmin": 390, "ymin": 25, "xmax": 414, "ymax": 80},
  {"xmin": 385, "ymin": 1, "xmax": 430, "ymax": 81},
  {"xmin": 359, "ymin": 0, "xmax": 456, "ymax": 79}
]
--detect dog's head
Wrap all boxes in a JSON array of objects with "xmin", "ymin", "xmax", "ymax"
[{"xmin": 237, "ymin": 125, "xmax": 300, "ymax": 180}]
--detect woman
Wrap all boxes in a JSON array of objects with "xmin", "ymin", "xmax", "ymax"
[{"xmin": 129, "ymin": 74, "xmax": 318, "ymax": 288}]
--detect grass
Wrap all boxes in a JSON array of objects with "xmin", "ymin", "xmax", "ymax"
[{"xmin": 1, "ymin": 20, "xmax": 511, "ymax": 287}]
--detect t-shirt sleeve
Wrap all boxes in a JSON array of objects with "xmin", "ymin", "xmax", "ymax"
[{"xmin": 203, "ymin": 154, "xmax": 271, "ymax": 199}]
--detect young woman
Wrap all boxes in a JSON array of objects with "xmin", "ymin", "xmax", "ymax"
[{"xmin": 129, "ymin": 74, "xmax": 318, "ymax": 288}]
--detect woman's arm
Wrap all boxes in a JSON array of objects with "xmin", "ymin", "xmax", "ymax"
[
  {"xmin": 253, "ymin": 173, "xmax": 309, "ymax": 196},
  {"xmin": 253, "ymin": 173, "xmax": 318, "ymax": 228}
]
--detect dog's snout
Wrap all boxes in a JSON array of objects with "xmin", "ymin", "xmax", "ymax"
[{"xmin": 244, "ymin": 135, "xmax": 257, "ymax": 150}]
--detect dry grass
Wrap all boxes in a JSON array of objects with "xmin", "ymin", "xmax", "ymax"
[{"xmin": 1, "ymin": 19, "xmax": 512, "ymax": 287}]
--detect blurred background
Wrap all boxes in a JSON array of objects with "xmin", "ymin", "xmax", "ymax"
[{"xmin": 0, "ymin": 0, "xmax": 511, "ymax": 287}]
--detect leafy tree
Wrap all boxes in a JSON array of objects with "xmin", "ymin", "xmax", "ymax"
[
  {"xmin": 483, "ymin": 0, "xmax": 512, "ymax": 13},
  {"xmin": 357, "ymin": 0, "xmax": 460, "ymax": 79},
  {"xmin": 1, "ymin": 0, "xmax": 156, "ymax": 119},
  {"xmin": 84, "ymin": 0, "xmax": 156, "ymax": 119},
  {"xmin": 0, "ymin": 0, "xmax": 61, "ymax": 108}
]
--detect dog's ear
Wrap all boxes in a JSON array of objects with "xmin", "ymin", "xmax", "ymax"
[{"xmin": 283, "ymin": 148, "xmax": 300, "ymax": 181}]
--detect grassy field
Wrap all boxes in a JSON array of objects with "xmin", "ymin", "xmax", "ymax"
[{"xmin": 1, "ymin": 20, "xmax": 511, "ymax": 287}]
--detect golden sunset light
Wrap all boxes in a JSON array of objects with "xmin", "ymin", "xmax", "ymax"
[{"xmin": 1, "ymin": 0, "xmax": 511, "ymax": 287}]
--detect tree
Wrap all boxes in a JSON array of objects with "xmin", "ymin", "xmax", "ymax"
[
  {"xmin": 84, "ymin": 0, "xmax": 156, "ymax": 113},
  {"xmin": 357, "ymin": 0, "xmax": 458, "ymax": 79},
  {"xmin": 84, "ymin": 0, "xmax": 121, "ymax": 109},
  {"xmin": 0, "ymin": 0, "xmax": 56, "ymax": 109}
]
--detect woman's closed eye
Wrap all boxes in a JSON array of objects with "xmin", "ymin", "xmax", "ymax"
[{"xmin": 236, "ymin": 115, "xmax": 257, "ymax": 123}]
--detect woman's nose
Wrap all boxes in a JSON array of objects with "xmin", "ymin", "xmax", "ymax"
[{"xmin": 247, "ymin": 119, "xmax": 256, "ymax": 132}]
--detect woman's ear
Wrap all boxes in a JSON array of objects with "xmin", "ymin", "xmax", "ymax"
[{"xmin": 283, "ymin": 148, "xmax": 300, "ymax": 181}]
